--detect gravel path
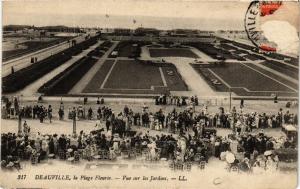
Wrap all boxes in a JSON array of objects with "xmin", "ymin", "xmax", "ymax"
[
  {"xmin": 160, "ymin": 57, "xmax": 217, "ymax": 97},
  {"xmin": 68, "ymin": 42, "xmax": 118, "ymax": 94}
]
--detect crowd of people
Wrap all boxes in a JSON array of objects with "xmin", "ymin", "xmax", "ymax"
[
  {"xmin": 1, "ymin": 120, "xmax": 296, "ymax": 173},
  {"xmin": 1, "ymin": 97, "xmax": 298, "ymax": 172},
  {"xmin": 5, "ymin": 104, "xmax": 297, "ymax": 137},
  {"xmin": 3, "ymin": 103, "xmax": 53, "ymax": 123},
  {"xmin": 2, "ymin": 96, "xmax": 297, "ymax": 131},
  {"xmin": 155, "ymin": 94, "xmax": 199, "ymax": 106},
  {"xmin": 62, "ymin": 104, "xmax": 297, "ymax": 137}
]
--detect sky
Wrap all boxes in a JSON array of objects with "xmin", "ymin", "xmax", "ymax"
[
  {"xmin": 2, "ymin": 0, "xmax": 299, "ymax": 31},
  {"xmin": 3, "ymin": 0, "xmax": 251, "ymax": 30},
  {"xmin": 3, "ymin": 0, "xmax": 248, "ymax": 18}
]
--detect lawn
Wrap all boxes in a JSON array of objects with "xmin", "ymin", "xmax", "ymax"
[
  {"xmin": 115, "ymin": 42, "xmax": 137, "ymax": 57},
  {"xmin": 104, "ymin": 60, "xmax": 163, "ymax": 89},
  {"xmin": 149, "ymin": 48, "xmax": 199, "ymax": 58},
  {"xmin": 209, "ymin": 63, "xmax": 293, "ymax": 92},
  {"xmin": 261, "ymin": 60, "xmax": 298, "ymax": 79},
  {"xmin": 191, "ymin": 64, "xmax": 228, "ymax": 92},
  {"xmin": 186, "ymin": 43, "xmax": 245, "ymax": 60},
  {"xmin": 243, "ymin": 53, "xmax": 267, "ymax": 61},
  {"xmin": 244, "ymin": 63, "xmax": 298, "ymax": 90},
  {"xmin": 161, "ymin": 65, "xmax": 188, "ymax": 91},
  {"xmin": 82, "ymin": 60, "xmax": 188, "ymax": 95},
  {"xmin": 192, "ymin": 63, "xmax": 298, "ymax": 97},
  {"xmin": 109, "ymin": 41, "xmax": 149, "ymax": 58},
  {"xmin": 83, "ymin": 60, "xmax": 115, "ymax": 93}
]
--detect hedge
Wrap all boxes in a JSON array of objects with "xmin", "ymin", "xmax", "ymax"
[
  {"xmin": 38, "ymin": 56, "xmax": 98, "ymax": 95},
  {"xmin": 87, "ymin": 50, "xmax": 104, "ymax": 57},
  {"xmin": 38, "ymin": 56, "xmax": 86, "ymax": 94},
  {"xmin": 2, "ymin": 52, "xmax": 72, "ymax": 93}
]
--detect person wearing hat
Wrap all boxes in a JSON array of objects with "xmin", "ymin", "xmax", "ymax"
[
  {"xmin": 147, "ymin": 141, "xmax": 157, "ymax": 160},
  {"xmin": 23, "ymin": 121, "xmax": 30, "ymax": 135},
  {"xmin": 266, "ymin": 156, "xmax": 277, "ymax": 172},
  {"xmin": 58, "ymin": 134, "xmax": 67, "ymax": 151},
  {"xmin": 70, "ymin": 135, "xmax": 79, "ymax": 151},
  {"xmin": 95, "ymin": 119, "xmax": 103, "ymax": 130},
  {"xmin": 48, "ymin": 105, "xmax": 53, "ymax": 123},
  {"xmin": 40, "ymin": 138, "xmax": 49, "ymax": 159},
  {"xmin": 185, "ymin": 148, "xmax": 195, "ymax": 161},
  {"xmin": 58, "ymin": 107, "xmax": 64, "ymax": 120},
  {"xmin": 252, "ymin": 158, "xmax": 261, "ymax": 174},
  {"xmin": 229, "ymin": 136, "xmax": 238, "ymax": 155},
  {"xmin": 109, "ymin": 147, "xmax": 116, "ymax": 160},
  {"xmin": 149, "ymin": 113, "xmax": 154, "ymax": 130},
  {"xmin": 239, "ymin": 157, "xmax": 251, "ymax": 172},
  {"xmin": 113, "ymin": 134, "xmax": 120, "ymax": 152}
]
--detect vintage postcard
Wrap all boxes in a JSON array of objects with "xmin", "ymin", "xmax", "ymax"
[{"xmin": 0, "ymin": 0, "xmax": 299, "ymax": 189}]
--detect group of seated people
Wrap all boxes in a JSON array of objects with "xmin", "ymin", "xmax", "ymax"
[
  {"xmin": 1, "ymin": 97, "xmax": 298, "ymax": 172},
  {"xmin": 1, "ymin": 118, "xmax": 296, "ymax": 173}
]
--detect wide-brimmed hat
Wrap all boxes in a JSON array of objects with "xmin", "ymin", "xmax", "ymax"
[
  {"xmin": 67, "ymin": 148, "xmax": 73, "ymax": 153},
  {"xmin": 264, "ymin": 150, "xmax": 272, "ymax": 156},
  {"xmin": 226, "ymin": 153, "xmax": 235, "ymax": 163}
]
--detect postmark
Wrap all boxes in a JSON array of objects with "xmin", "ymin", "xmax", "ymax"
[{"xmin": 244, "ymin": 1, "xmax": 283, "ymax": 52}]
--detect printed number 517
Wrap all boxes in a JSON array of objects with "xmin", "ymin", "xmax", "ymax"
[{"xmin": 17, "ymin": 175, "xmax": 26, "ymax": 180}]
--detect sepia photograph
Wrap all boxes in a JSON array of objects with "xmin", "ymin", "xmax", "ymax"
[{"xmin": 0, "ymin": 0, "xmax": 299, "ymax": 188}]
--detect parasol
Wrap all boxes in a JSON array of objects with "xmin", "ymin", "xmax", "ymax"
[
  {"xmin": 67, "ymin": 148, "xmax": 73, "ymax": 153},
  {"xmin": 264, "ymin": 150, "xmax": 272, "ymax": 156},
  {"xmin": 226, "ymin": 153, "xmax": 235, "ymax": 163},
  {"xmin": 6, "ymin": 162, "xmax": 14, "ymax": 167}
]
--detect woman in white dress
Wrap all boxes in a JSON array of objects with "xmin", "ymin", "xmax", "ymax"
[
  {"xmin": 252, "ymin": 160, "xmax": 264, "ymax": 174},
  {"xmin": 179, "ymin": 137, "xmax": 187, "ymax": 161},
  {"xmin": 41, "ymin": 139, "xmax": 49, "ymax": 155},
  {"xmin": 266, "ymin": 156, "xmax": 277, "ymax": 172},
  {"xmin": 255, "ymin": 114, "xmax": 260, "ymax": 129},
  {"xmin": 109, "ymin": 147, "xmax": 116, "ymax": 160},
  {"xmin": 35, "ymin": 137, "xmax": 41, "ymax": 151},
  {"xmin": 149, "ymin": 114, "xmax": 154, "ymax": 130},
  {"xmin": 147, "ymin": 141, "xmax": 157, "ymax": 160},
  {"xmin": 113, "ymin": 136, "xmax": 120, "ymax": 152}
]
